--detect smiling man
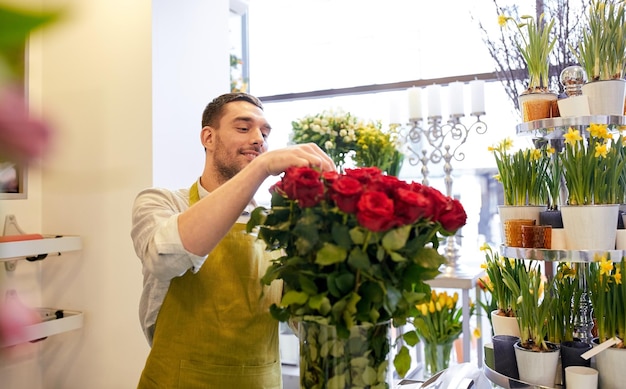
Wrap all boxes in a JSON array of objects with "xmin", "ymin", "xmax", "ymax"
[{"xmin": 131, "ymin": 93, "xmax": 335, "ymax": 388}]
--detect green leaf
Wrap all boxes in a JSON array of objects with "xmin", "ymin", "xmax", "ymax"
[
  {"xmin": 349, "ymin": 227, "xmax": 367, "ymax": 245},
  {"xmin": 308, "ymin": 294, "xmax": 332, "ymax": 315},
  {"xmin": 347, "ymin": 247, "xmax": 370, "ymax": 270},
  {"xmin": 246, "ymin": 206, "xmax": 266, "ymax": 233},
  {"xmin": 315, "ymin": 243, "xmax": 348, "ymax": 266},
  {"xmin": 0, "ymin": 5, "xmax": 61, "ymax": 50},
  {"xmin": 393, "ymin": 345, "xmax": 411, "ymax": 378},
  {"xmin": 412, "ymin": 247, "xmax": 446, "ymax": 269},
  {"xmin": 389, "ymin": 251, "xmax": 407, "ymax": 262},
  {"xmin": 382, "ymin": 225, "xmax": 411, "ymax": 251},
  {"xmin": 334, "ymin": 272, "xmax": 356, "ymax": 295},
  {"xmin": 281, "ymin": 290, "xmax": 308, "ymax": 306},
  {"xmin": 332, "ymin": 223, "xmax": 352, "ymax": 248},
  {"xmin": 402, "ymin": 330, "xmax": 419, "ymax": 347}
]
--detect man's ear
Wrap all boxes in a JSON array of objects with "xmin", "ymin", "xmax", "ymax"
[{"xmin": 201, "ymin": 126, "xmax": 214, "ymax": 150}]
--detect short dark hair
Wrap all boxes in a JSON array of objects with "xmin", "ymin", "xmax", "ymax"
[{"xmin": 201, "ymin": 93, "xmax": 264, "ymax": 128}]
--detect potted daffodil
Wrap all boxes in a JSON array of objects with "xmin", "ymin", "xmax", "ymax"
[{"xmin": 501, "ymin": 12, "xmax": 558, "ymax": 121}]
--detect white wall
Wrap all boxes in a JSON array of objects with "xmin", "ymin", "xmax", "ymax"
[{"xmin": 0, "ymin": 0, "xmax": 230, "ymax": 387}]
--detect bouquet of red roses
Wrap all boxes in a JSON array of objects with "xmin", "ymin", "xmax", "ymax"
[{"xmin": 246, "ymin": 166, "xmax": 467, "ymax": 378}]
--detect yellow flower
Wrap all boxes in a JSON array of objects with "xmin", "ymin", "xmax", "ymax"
[
  {"xmin": 428, "ymin": 301, "xmax": 436, "ymax": 314},
  {"xmin": 598, "ymin": 255, "xmax": 613, "ymax": 277},
  {"xmin": 614, "ymin": 267, "xmax": 622, "ymax": 285},
  {"xmin": 547, "ymin": 146, "xmax": 555, "ymax": 155},
  {"xmin": 529, "ymin": 148, "xmax": 542, "ymax": 161},
  {"xmin": 564, "ymin": 127, "xmax": 583, "ymax": 146},
  {"xmin": 473, "ymin": 328, "xmax": 482, "ymax": 338},
  {"xmin": 595, "ymin": 142, "xmax": 608, "ymax": 158},
  {"xmin": 589, "ymin": 123, "xmax": 609, "ymax": 139},
  {"xmin": 502, "ymin": 137, "xmax": 513, "ymax": 151},
  {"xmin": 498, "ymin": 14, "xmax": 508, "ymax": 27},
  {"xmin": 493, "ymin": 174, "xmax": 501, "ymax": 182},
  {"xmin": 480, "ymin": 242, "xmax": 490, "ymax": 252}
]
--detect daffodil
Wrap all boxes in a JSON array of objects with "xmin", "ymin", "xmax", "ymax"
[
  {"xmin": 489, "ymin": 138, "xmax": 550, "ymax": 206},
  {"xmin": 547, "ymin": 262, "xmax": 583, "ymax": 343},
  {"xmin": 502, "ymin": 13, "xmax": 556, "ymax": 91},
  {"xmin": 588, "ymin": 256, "xmax": 626, "ymax": 345},
  {"xmin": 599, "ymin": 255, "xmax": 614, "ymax": 277},
  {"xmin": 560, "ymin": 125, "xmax": 625, "ymax": 205}
]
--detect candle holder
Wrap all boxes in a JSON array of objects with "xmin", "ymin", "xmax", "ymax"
[{"xmin": 401, "ymin": 112, "xmax": 488, "ymax": 275}]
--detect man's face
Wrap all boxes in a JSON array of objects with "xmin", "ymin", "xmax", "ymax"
[{"xmin": 209, "ymin": 100, "xmax": 271, "ymax": 181}]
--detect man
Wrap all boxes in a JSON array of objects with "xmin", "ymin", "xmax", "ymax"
[{"xmin": 131, "ymin": 92, "xmax": 335, "ymax": 388}]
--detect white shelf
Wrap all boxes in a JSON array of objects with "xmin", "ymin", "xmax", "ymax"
[
  {"xmin": 0, "ymin": 236, "xmax": 82, "ymax": 261},
  {"xmin": 1, "ymin": 309, "xmax": 84, "ymax": 348}
]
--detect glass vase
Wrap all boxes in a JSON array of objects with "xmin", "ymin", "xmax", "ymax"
[
  {"xmin": 299, "ymin": 320, "xmax": 392, "ymax": 389},
  {"xmin": 422, "ymin": 339, "xmax": 454, "ymax": 378}
]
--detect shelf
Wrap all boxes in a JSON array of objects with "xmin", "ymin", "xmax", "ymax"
[
  {"xmin": 0, "ymin": 236, "xmax": 82, "ymax": 262},
  {"xmin": 483, "ymin": 364, "xmax": 561, "ymax": 389},
  {"xmin": 500, "ymin": 245, "xmax": 624, "ymax": 263},
  {"xmin": 516, "ymin": 115, "xmax": 626, "ymax": 137},
  {"xmin": 1, "ymin": 309, "xmax": 84, "ymax": 348}
]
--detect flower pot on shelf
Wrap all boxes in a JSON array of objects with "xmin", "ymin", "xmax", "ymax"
[
  {"xmin": 491, "ymin": 310, "xmax": 520, "ymax": 338},
  {"xmin": 591, "ymin": 338, "xmax": 626, "ymax": 389},
  {"xmin": 492, "ymin": 335, "xmax": 520, "ymax": 380},
  {"xmin": 513, "ymin": 341, "xmax": 560, "ymax": 387},
  {"xmin": 560, "ymin": 340, "xmax": 592, "ymax": 388},
  {"xmin": 298, "ymin": 320, "xmax": 392, "ymax": 389},
  {"xmin": 518, "ymin": 92, "xmax": 558, "ymax": 122},
  {"xmin": 582, "ymin": 79, "xmax": 626, "ymax": 116},
  {"xmin": 560, "ymin": 204, "xmax": 620, "ymax": 250}
]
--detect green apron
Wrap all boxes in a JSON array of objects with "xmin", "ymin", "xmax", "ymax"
[{"xmin": 137, "ymin": 182, "xmax": 283, "ymax": 388}]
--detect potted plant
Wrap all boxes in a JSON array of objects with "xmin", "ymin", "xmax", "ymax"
[
  {"xmin": 290, "ymin": 110, "xmax": 404, "ymax": 174},
  {"xmin": 501, "ymin": 260, "xmax": 560, "ymax": 387},
  {"xmin": 479, "ymin": 243, "xmax": 521, "ymax": 338},
  {"xmin": 489, "ymin": 137, "xmax": 549, "ymax": 240},
  {"xmin": 246, "ymin": 166, "xmax": 467, "ymax": 386},
  {"xmin": 501, "ymin": 12, "xmax": 557, "ymax": 121},
  {"xmin": 587, "ymin": 254, "xmax": 626, "ymax": 389},
  {"xmin": 559, "ymin": 125, "xmax": 624, "ymax": 249},
  {"xmin": 538, "ymin": 141, "xmax": 566, "ymax": 246},
  {"xmin": 571, "ymin": 0, "xmax": 626, "ymax": 115}
]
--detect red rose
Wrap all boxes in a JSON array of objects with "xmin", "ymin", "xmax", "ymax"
[
  {"xmin": 268, "ymin": 180, "xmax": 284, "ymax": 195},
  {"xmin": 330, "ymin": 176, "xmax": 363, "ymax": 214},
  {"xmin": 322, "ymin": 171, "xmax": 340, "ymax": 185},
  {"xmin": 438, "ymin": 198, "xmax": 467, "ymax": 232},
  {"xmin": 394, "ymin": 188, "xmax": 426, "ymax": 225},
  {"xmin": 344, "ymin": 167, "xmax": 382, "ymax": 185},
  {"xmin": 282, "ymin": 166, "xmax": 324, "ymax": 208},
  {"xmin": 356, "ymin": 191, "xmax": 396, "ymax": 232},
  {"xmin": 409, "ymin": 183, "xmax": 442, "ymax": 220},
  {"xmin": 369, "ymin": 174, "xmax": 407, "ymax": 197}
]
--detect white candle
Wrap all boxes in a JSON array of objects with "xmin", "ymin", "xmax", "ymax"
[
  {"xmin": 449, "ymin": 81, "xmax": 464, "ymax": 116},
  {"xmin": 470, "ymin": 79, "xmax": 485, "ymax": 114},
  {"xmin": 426, "ymin": 84, "xmax": 442, "ymax": 117},
  {"xmin": 407, "ymin": 87, "xmax": 422, "ymax": 120}
]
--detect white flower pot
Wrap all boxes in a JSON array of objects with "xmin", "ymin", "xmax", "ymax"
[
  {"xmin": 491, "ymin": 310, "xmax": 521, "ymax": 338},
  {"xmin": 582, "ymin": 79, "xmax": 626, "ymax": 116},
  {"xmin": 592, "ymin": 339, "xmax": 626, "ymax": 389},
  {"xmin": 560, "ymin": 204, "xmax": 619, "ymax": 250},
  {"xmin": 497, "ymin": 205, "xmax": 545, "ymax": 244},
  {"xmin": 514, "ymin": 341, "xmax": 560, "ymax": 387}
]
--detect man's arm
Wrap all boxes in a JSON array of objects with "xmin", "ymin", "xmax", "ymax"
[{"xmin": 177, "ymin": 143, "xmax": 335, "ymax": 257}]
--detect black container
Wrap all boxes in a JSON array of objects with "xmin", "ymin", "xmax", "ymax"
[{"xmin": 492, "ymin": 334, "xmax": 520, "ymax": 380}]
